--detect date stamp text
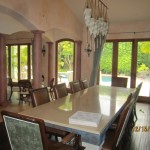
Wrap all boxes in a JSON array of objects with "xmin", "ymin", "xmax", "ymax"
[{"xmin": 132, "ymin": 126, "xmax": 150, "ymax": 132}]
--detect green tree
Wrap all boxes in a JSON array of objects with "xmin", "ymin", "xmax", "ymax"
[
  {"xmin": 118, "ymin": 42, "xmax": 131, "ymax": 75},
  {"xmin": 58, "ymin": 41, "xmax": 74, "ymax": 72},
  {"xmin": 100, "ymin": 42, "xmax": 112, "ymax": 74},
  {"xmin": 138, "ymin": 42, "xmax": 150, "ymax": 72},
  {"xmin": 141, "ymin": 42, "xmax": 150, "ymax": 54}
]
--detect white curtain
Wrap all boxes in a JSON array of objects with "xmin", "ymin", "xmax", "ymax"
[{"xmin": 89, "ymin": 34, "xmax": 106, "ymax": 86}]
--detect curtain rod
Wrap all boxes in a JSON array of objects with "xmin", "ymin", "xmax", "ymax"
[{"xmin": 108, "ymin": 31, "xmax": 150, "ymax": 35}]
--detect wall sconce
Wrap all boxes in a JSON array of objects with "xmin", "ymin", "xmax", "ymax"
[
  {"xmin": 42, "ymin": 45, "xmax": 46, "ymax": 56},
  {"xmin": 85, "ymin": 44, "xmax": 92, "ymax": 57}
]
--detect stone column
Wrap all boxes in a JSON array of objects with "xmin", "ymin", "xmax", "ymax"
[
  {"xmin": 32, "ymin": 30, "xmax": 44, "ymax": 89},
  {"xmin": 75, "ymin": 41, "xmax": 82, "ymax": 80},
  {"xmin": 47, "ymin": 42, "xmax": 54, "ymax": 86},
  {"xmin": 0, "ymin": 34, "xmax": 7, "ymax": 106}
]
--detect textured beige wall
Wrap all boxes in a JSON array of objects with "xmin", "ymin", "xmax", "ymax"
[
  {"xmin": 0, "ymin": 0, "xmax": 83, "ymax": 41},
  {"xmin": 107, "ymin": 21, "xmax": 150, "ymax": 39}
]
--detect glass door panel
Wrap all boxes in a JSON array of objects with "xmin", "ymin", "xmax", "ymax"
[
  {"xmin": 100, "ymin": 42, "xmax": 113, "ymax": 86},
  {"xmin": 57, "ymin": 41, "xmax": 74, "ymax": 86},
  {"xmin": 30, "ymin": 45, "xmax": 33, "ymax": 80},
  {"xmin": 137, "ymin": 41, "xmax": 150, "ymax": 97},
  {"xmin": 20, "ymin": 45, "xmax": 28, "ymax": 79},
  {"xmin": 11, "ymin": 45, "xmax": 18, "ymax": 82},
  {"xmin": 118, "ymin": 42, "xmax": 132, "ymax": 88},
  {"xmin": 6, "ymin": 46, "xmax": 9, "ymax": 77}
]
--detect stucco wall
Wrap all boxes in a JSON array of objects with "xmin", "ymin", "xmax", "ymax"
[
  {"xmin": 107, "ymin": 21, "xmax": 150, "ymax": 39},
  {"xmin": 0, "ymin": 0, "xmax": 83, "ymax": 41}
]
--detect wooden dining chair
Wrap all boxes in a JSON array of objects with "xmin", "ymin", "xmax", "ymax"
[
  {"xmin": 102, "ymin": 97, "xmax": 134, "ymax": 150},
  {"xmin": 30, "ymin": 87, "xmax": 50, "ymax": 107},
  {"xmin": 111, "ymin": 77, "xmax": 128, "ymax": 88},
  {"xmin": 18, "ymin": 79, "xmax": 32, "ymax": 104},
  {"xmin": 53, "ymin": 83, "xmax": 68, "ymax": 99},
  {"xmin": 79, "ymin": 79, "xmax": 89, "ymax": 90},
  {"xmin": 1, "ymin": 110, "xmax": 85, "ymax": 150},
  {"xmin": 69, "ymin": 80, "xmax": 81, "ymax": 93}
]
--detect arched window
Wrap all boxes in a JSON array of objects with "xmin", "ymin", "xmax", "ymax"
[{"xmin": 56, "ymin": 39, "xmax": 75, "ymax": 86}]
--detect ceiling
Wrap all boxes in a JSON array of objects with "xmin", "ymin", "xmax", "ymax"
[{"xmin": 64, "ymin": 0, "xmax": 150, "ymax": 23}]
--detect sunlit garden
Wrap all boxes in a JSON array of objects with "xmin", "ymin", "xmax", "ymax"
[{"xmin": 57, "ymin": 41, "xmax": 74, "ymax": 86}]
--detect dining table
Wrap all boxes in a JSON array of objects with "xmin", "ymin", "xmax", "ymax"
[{"xmin": 20, "ymin": 85, "xmax": 134, "ymax": 148}]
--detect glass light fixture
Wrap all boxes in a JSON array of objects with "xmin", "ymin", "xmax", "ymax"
[
  {"xmin": 85, "ymin": 43, "xmax": 92, "ymax": 57},
  {"xmin": 42, "ymin": 45, "xmax": 46, "ymax": 56},
  {"xmin": 84, "ymin": 0, "xmax": 109, "ymax": 56}
]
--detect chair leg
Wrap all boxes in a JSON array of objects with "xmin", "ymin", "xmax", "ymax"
[
  {"xmin": 25, "ymin": 95, "xmax": 31, "ymax": 105},
  {"xmin": 50, "ymin": 90, "xmax": 55, "ymax": 100},
  {"xmin": 73, "ymin": 134, "xmax": 85, "ymax": 150},
  {"xmin": 19, "ymin": 94, "xmax": 24, "ymax": 104},
  {"xmin": 9, "ymin": 86, "xmax": 13, "ymax": 101},
  {"xmin": 49, "ymin": 91, "xmax": 53, "ymax": 100},
  {"xmin": 48, "ymin": 134, "xmax": 59, "ymax": 142},
  {"xmin": 55, "ymin": 135, "xmax": 59, "ymax": 142},
  {"xmin": 18, "ymin": 94, "xmax": 21, "ymax": 104}
]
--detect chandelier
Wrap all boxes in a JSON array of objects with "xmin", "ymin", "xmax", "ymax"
[{"xmin": 84, "ymin": 0, "xmax": 109, "ymax": 56}]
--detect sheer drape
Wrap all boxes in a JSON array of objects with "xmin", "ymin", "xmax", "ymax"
[{"xmin": 89, "ymin": 34, "xmax": 106, "ymax": 86}]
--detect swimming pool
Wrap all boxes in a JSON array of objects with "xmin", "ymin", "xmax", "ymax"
[{"xmin": 101, "ymin": 76, "xmax": 111, "ymax": 82}]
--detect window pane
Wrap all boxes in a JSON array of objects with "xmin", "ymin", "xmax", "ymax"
[
  {"xmin": 57, "ymin": 41, "xmax": 74, "ymax": 86},
  {"xmin": 137, "ymin": 41, "xmax": 150, "ymax": 97},
  {"xmin": 20, "ymin": 45, "xmax": 28, "ymax": 79},
  {"xmin": 30, "ymin": 45, "xmax": 33, "ymax": 79},
  {"xmin": 100, "ymin": 42, "xmax": 113, "ymax": 86},
  {"xmin": 118, "ymin": 42, "xmax": 132, "ymax": 88},
  {"xmin": 11, "ymin": 46, "xmax": 18, "ymax": 82},
  {"xmin": 6, "ymin": 46, "xmax": 9, "ymax": 77}
]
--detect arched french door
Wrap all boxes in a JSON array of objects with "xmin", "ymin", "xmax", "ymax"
[{"xmin": 56, "ymin": 39, "xmax": 75, "ymax": 86}]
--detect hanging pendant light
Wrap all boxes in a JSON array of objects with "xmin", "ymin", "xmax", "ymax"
[{"xmin": 84, "ymin": 0, "xmax": 109, "ymax": 56}]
